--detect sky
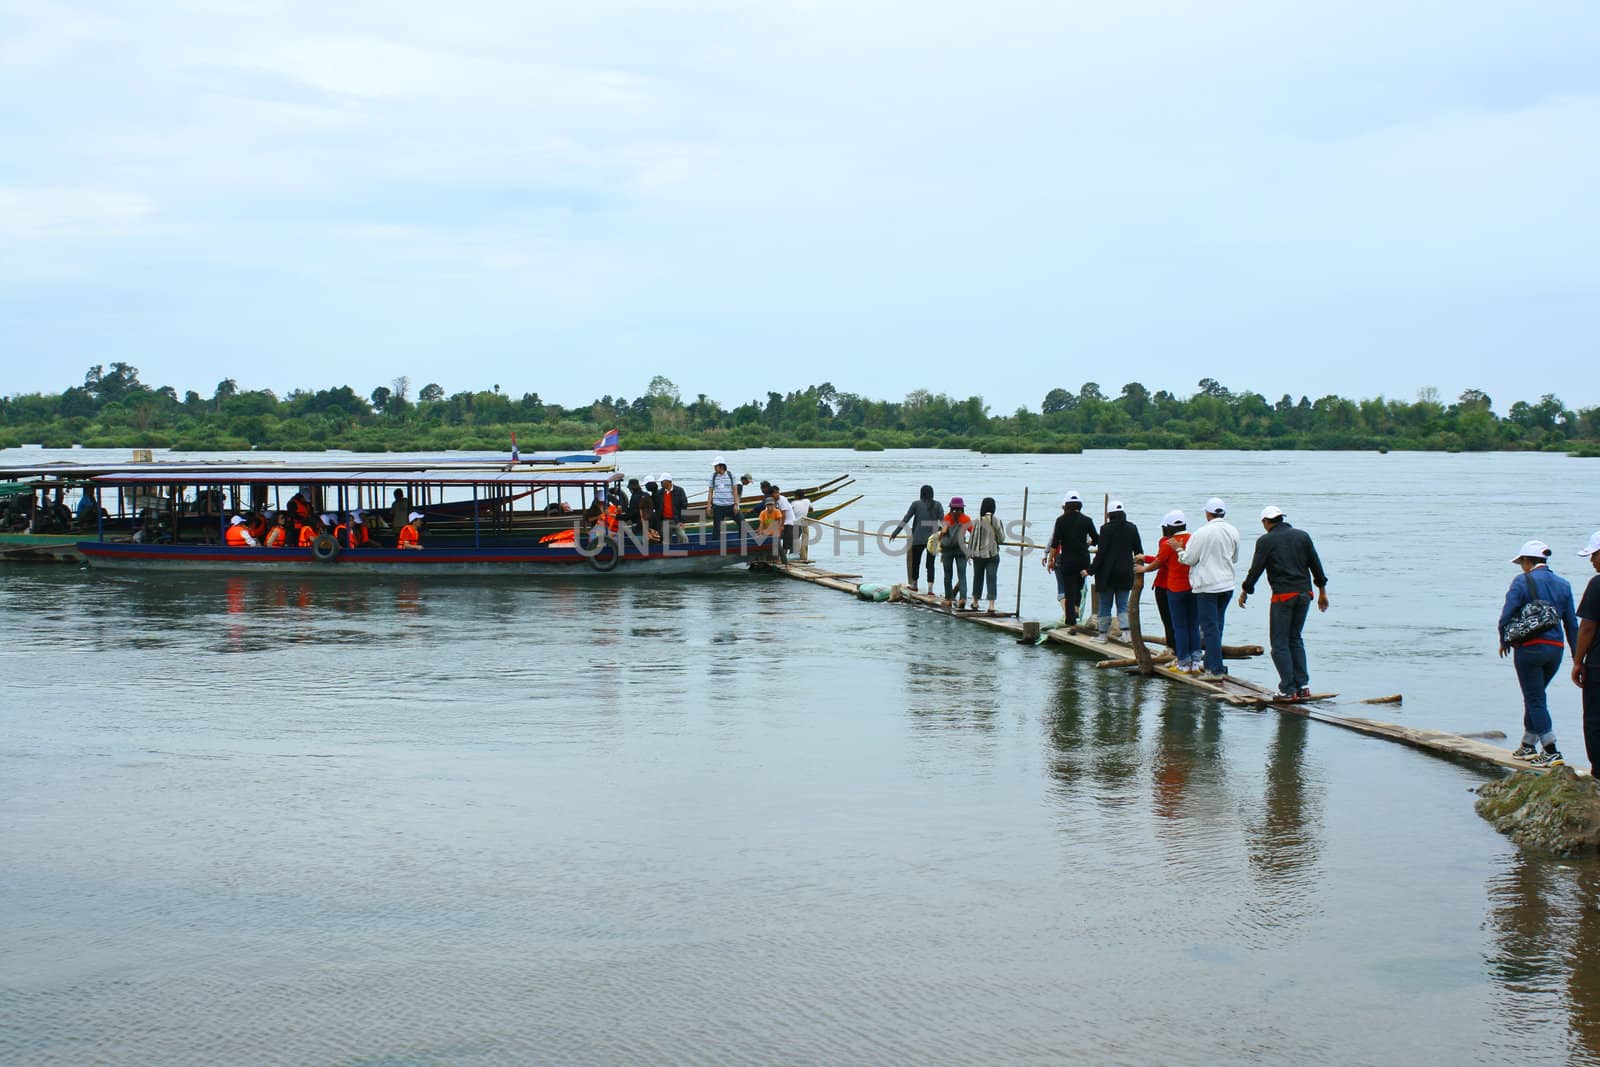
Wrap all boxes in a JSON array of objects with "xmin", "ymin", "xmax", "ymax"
[{"xmin": 1, "ymin": 0, "xmax": 1596, "ymax": 415}]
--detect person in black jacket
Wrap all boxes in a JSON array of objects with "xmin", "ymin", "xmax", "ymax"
[
  {"xmin": 1239, "ymin": 506, "xmax": 1330, "ymax": 700},
  {"xmin": 1047, "ymin": 491, "xmax": 1098, "ymax": 623},
  {"xmin": 652, "ymin": 474, "xmax": 689, "ymax": 542},
  {"xmin": 1089, "ymin": 501, "xmax": 1143, "ymax": 643},
  {"xmin": 890, "ymin": 485, "xmax": 944, "ymax": 592},
  {"xmin": 624, "ymin": 478, "xmax": 646, "ymax": 534}
]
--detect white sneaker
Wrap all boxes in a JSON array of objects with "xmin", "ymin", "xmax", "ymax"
[{"xmin": 1093, "ymin": 634, "xmax": 1110, "ymax": 644}]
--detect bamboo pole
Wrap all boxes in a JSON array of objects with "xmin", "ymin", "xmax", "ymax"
[
  {"xmin": 1014, "ymin": 486, "xmax": 1029, "ymax": 620},
  {"xmin": 1127, "ymin": 569, "xmax": 1154, "ymax": 674}
]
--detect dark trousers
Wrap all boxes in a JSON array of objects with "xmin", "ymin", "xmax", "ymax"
[
  {"xmin": 971, "ymin": 556, "xmax": 1000, "ymax": 601},
  {"xmin": 942, "ymin": 554, "xmax": 968, "ymax": 601},
  {"xmin": 1195, "ymin": 591, "xmax": 1231, "ymax": 675},
  {"xmin": 907, "ymin": 543, "xmax": 935, "ymax": 586},
  {"xmin": 1583, "ymin": 668, "xmax": 1600, "ymax": 772},
  {"xmin": 710, "ymin": 504, "xmax": 739, "ymax": 541},
  {"xmin": 1512, "ymin": 643, "xmax": 1562, "ymax": 745},
  {"xmin": 1154, "ymin": 586, "xmax": 1173, "ymax": 648},
  {"xmin": 1268, "ymin": 593, "xmax": 1312, "ymax": 694},
  {"xmin": 1055, "ymin": 567, "xmax": 1086, "ymax": 621}
]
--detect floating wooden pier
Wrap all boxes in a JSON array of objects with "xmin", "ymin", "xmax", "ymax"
[{"xmin": 775, "ymin": 562, "xmax": 1584, "ymax": 778}]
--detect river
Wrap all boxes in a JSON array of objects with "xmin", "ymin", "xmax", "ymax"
[{"xmin": 2, "ymin": 446, "xmax": 1597, "ymax": 1065}]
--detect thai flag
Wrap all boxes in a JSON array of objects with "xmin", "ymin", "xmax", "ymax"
[{"xmin": 593, "ymin": 428, "xmax": 620, "ymax": 454}]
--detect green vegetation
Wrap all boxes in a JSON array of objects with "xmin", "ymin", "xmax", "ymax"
[{"xmin": 1, "ymin": 365, "xmax": 1596, "ymax": 455}]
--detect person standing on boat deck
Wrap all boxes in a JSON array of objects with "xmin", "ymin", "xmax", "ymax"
[
  {"xmin": 624, "ymin": 478, "xmax": 646, "ymax": 534},
  {"xmin": 264, "ymin": 512, "xmax": 288, "ymax": 548},
  {"xmin": 398, "ymin": 511, "xmax": 424, "ymax": 550},
  {"xmin": 1177, "ymin": 497, "xmax": 1240, "ymax": 681},
  {"xmin": 707, "ymin": 457, "xmax": 741, "ymax": 542},
  {"xmin": 75, "ymin": 489, "xmax": 98, "ymax": 526},
  {"xmin": 890, "ymin": 485, "xmax": 944, "ymax": 593},
  {"xmin": 224, "ymin": 515, "xmax": 258, "ymax": 548},
  {"xmin": 1499, "ymin": 540, "xmax": 1579, "ymax": 767},
  {"xmin": 1135, "ymin": 510, "xmax": 1196, "ymax": 671},
  {"xmin": 938, "ymin": 497, "xmax": 974, "ymax": 610},
  {"xmin": 789, "ymin": 491, "xmax": 813, "ymax": 563},
  {"xmin": 1571, "ymin": 532, "xmax": 1600, "ymax": 774},
  {"xmin": 1047, "ymin": 492, "xmax": 1098, "ymax": 624},
  {"xmin": 390, "ymin": 489, "xmax": 410, "ymax": 535},
  {"xmin": 1088, "ymin": 501, "xmax": 1142, "ymax": 643},
  {"xmin": 967, "ymin": 497, "xmax": 1004, "ymax": 615},
  {"xmin": 653, "ymin": 475, "xmax": 689, "ymax": 543},
  {"xmin": 1239, "ymin": 506, "xmax": 1329, "ymax": 701}
]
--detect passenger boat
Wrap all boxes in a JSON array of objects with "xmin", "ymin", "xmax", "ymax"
[{"xmin": 72, "ymin": 466, "xmax": 850, "ymax": 576}]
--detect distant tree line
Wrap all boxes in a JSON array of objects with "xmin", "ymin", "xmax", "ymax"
[{"xmin": 1, "ymin": 364, "xmax": 1597, "ymax": 456}]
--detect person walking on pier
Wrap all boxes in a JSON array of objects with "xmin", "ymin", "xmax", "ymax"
[
  {"xmin": 1178, "ymin": 497, "xmax": 1239, "ymax": 680},
  {"xmin": 1239, "ymin": 506, "xmax": 1329, "ymax": 701},
  {"xmin": 1047, "ymin": 492, "xmax": 1098, "ymax": 625},
  {"xmin": 1089, "ymin": 501, "xmax": 1142, "ymax": 643},
  {"xmin": 1136, "ymin": 510, "xmax": 1197, "ymax": 671},
  {"xmin": 968, "ymin": 497, "xmax": 1004, "ymax": 615},
  {"xmin": 937, "ymin": 497, "xmax": 973, "ymax": 610},
  {"xmin": 891, "ymin": 485, "xmax": 944, "ymax": 593},
  {"xmin": 1572, "ymin": 531, "xmax": 1600, "ymax": 773},
  {"xmin": 1499, "ymin": 540, "xmax": 1579, "ymax": 767}
]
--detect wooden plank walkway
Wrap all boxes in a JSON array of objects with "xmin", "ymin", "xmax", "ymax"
[{"xmin": 776, "ymin": 562, "xmax": 1581, "ymax": 778}]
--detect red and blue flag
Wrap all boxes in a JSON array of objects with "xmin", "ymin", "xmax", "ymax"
[{"xmin": 593, "ymin": 428, "xmax": 620, "ymax": 454}]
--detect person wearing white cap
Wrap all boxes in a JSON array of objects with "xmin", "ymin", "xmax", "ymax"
[
  {"xmin": 349, "ymin": 510, "xmax": 370, "ymax": 548},
  {"xmin": 1177, "ymin": 497, "xmax": 1240, "ymax": 680},
  {"xmin": 1239, "ymin": 506, "xmax": 1330, "ymax": 700},
  {"xmin": 706, "ymin": 456, "xmax": 741, "ymax": 542},
  {"xmin": 652, "ymin": 475, "xmax": 688, "ymax": 543},
  {"xmin": 1497, "ymin": 539, "xmax": 1579, "ymax": 766},
  {"xmin": 1046, "ymin": 491, "xmax": 1098, "ymax": 623},
  {"xmin": 398, "ymin": 511, "xmax": 424, "ymax": 550},
  {"xmin": 223, "ymin": 514, "xmax": 258, "ymax": 548},
  {"xmin": 1134, "ymin": 510, "xmax": 1198, "ymax": 671},
  {"xmin": 1088, "ymin": 500, "xmax": 1143, "ymax": 643},
  {"xmin": 1571, "ymin": 531, "xmax": 1600, "ymax": 772}
]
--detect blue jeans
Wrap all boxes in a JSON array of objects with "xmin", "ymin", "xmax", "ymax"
[
  {"xmin": 1269, "ymin": 593, "xmax": 1313, "ymax": 693},
  {"xmin": 942, "ymin": 554, "xmax": 968, "ymax": 601},
  {"xmin": 1097, "ymin": 586, "xmax": 1130, "ymax": 618},
  {"xmin": 1513, "ymin": 643, "xmax": 1563, "ymax": 746},
  {"xmin": 1167, "ymin": 589, "xmax": 1198, "ymax": 667},
  {"xmin": 1195, "ymin": 591, "xmax": 1231, "ymax": 674},
  {"xmin": 971, "ymin": 556, "xmax": 1000, "ymax": 601}
]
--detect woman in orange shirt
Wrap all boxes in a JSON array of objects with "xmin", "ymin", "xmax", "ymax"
[{"xmin": 1136, "ymin": 510, "xmax": 1197, "ymax": 673}]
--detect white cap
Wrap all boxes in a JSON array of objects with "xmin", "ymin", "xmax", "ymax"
[
  {"xmin": 321, "ymin": 514, "xmax": 334, "ymax": 525},
  {"xmin": 409, "ymin": 511, "xmax": 423, "ymax": 522},
  {"xmin": 712, "ymin": 456, "xmax": 727, "ymax": 467},
  {"xmin": 661, "ymin": 473, "xmax": 673, "ymax": 482},
  {"xmin": 1162, "ymin": 509, "xmax": 1186, "ymax": 527},
  {"xmin": 1108, "ymin": 500, "xmax": 1125, "ymax": 514},
  {"xmin": 1062, "ymin": 491, "xmax": 1082, "ymax": 506},
  {"xmin": 1581, "ymin": 532, "xmax": 1600, "ymax": 557},
  {"xmin": 1512, "ymin": 539, "xmax": 1552, "ymax": 562},
  {"xmin": 1261, "ymin": 505, "xmax": 1284, "ymax": 521},
  {"xmin": 351, "ymin": 511, "xmax": 364, "ymax": 524},
  {"xmin": 1205, "ymin": 497, "xmax": 1226, "ymax": 516},
  {"xmin": 229, "ymin": 515, "xmax": 245, "ymax": 525}
]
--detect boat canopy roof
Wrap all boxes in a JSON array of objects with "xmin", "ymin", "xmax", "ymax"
[
  {"xmin": 0, "ymin": 454, "xmax": 607, "ymax": 479},
  {"xmin": 89, "ymin": 468, "xmax": 625, "ymax": 488},
  {"xmin": 0, "ymin": 481, "xmax": 36, "ymax": 497}
]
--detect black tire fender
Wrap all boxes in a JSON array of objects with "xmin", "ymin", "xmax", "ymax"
[{"xmin": 311, "ymin": 534, "xmax": 341, "ymax": 562}]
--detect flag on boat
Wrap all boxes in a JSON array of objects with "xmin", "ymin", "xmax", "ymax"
[
  {"xmin": 510, "ymin": 431, "xmax": 520, "ymax": 462},
  {"xmin": 593, "ymin": 428, "xmax": 620, "ymax": 454}
]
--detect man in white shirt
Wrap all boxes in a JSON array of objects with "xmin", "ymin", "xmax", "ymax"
[
  {"xmin": 1176, "ymin": 496, "xmax": 1240, "ymax": 680},
  {"xmin": 706, "ymin": 456, "xmax": 741, "ymax": 542},
  {"xmin": 769, "ymin": 485, "xmax": 795, "ymax": 562},
  {"xmin": 789, "ymin": 491, "xmax": 813, "ymax": 562}
]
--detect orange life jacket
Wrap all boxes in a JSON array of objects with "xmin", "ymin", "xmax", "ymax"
[
  {"xmin": 224, "ymin": 525, "xmax": 253, "ymax": 547},
  {"xmin": 332, "ymin": 523, "xmax": 349, "ymax": 548},
  {"xmin": 601, "ymin": 504, "xmax": 620, "ymax": 533},
  {"xmin": 350, "ymin": 525, "xmax": 370, "ymax": 548},
  {"xmin": 298, "ymin": 526, "xmax": 318, "ymax": 548},
  {"xmin": 264, "ymin": 527, "xmax": 287, "ymax": 548},
  {"xmin": 398, "ymin": 523, "xmax": 420, "ymax": 550},
  {"xmin": 288, "ymin": 495, "xmax": 311, "ymax": 519}
]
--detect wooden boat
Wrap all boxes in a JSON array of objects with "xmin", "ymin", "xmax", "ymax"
[{"xmin": 74, "ymin": 466, "xmax": 855, "ymax": 576}]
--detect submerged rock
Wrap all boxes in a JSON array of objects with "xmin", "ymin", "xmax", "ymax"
[{"xmin": 1475, "ymin": 767, "xmax": 1600, "ymax": 856}]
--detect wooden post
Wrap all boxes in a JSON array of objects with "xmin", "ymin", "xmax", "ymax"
[
  {"xmin": 1014, "ymin": 486, "xmax": 1029, "ymax": 619},
  {"xmin": 1128, "ymin": 569, "xmax": 1154, "ymax": 675}
]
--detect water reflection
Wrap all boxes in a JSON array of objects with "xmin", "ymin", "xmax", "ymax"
[
  {"xmin": 1246, "ymin": 714, "xmax": 1323, "ymax": 926},
  {"xmin": 1487, "ymin": 857, "xmax": 1600, "ymax": 1064}
]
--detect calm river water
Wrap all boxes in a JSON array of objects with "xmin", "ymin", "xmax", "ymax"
[{"xmin": 2, "ymin": 447, "xmax": 1597, "ymax": 1065}]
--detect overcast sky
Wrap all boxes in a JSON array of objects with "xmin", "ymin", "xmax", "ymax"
[{"xmin": 2, "ymin": 0, "xmax": 1596, "ymax": 414}]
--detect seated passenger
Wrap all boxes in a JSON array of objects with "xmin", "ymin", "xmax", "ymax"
[
  {"xmin": 264, "ymin": 512, "xmax": 288, "ymax": 548},
  {"xmin": 349, "ymin": 511, "xmax": 371, "ymax": 548},
  {"xmin": 398, "ymin": 511, "xmax": 423, "ymax": 550},
  {"xmin": 224, "ymin": 515, "xmax": 259, "ymax": 547}
]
